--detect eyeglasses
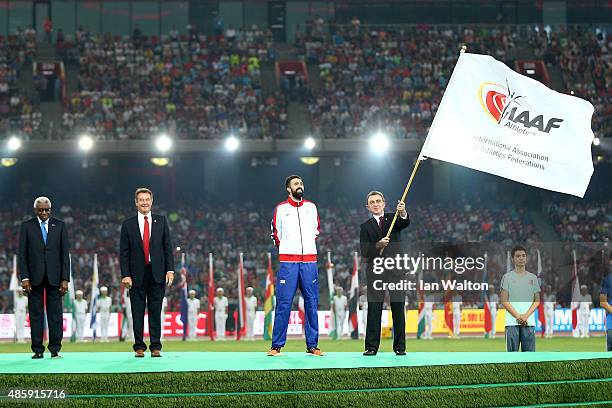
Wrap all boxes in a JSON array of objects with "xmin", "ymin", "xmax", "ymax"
[{"xmin": 36, "ymin": 208, "xmax": 51, "ymax": 212}]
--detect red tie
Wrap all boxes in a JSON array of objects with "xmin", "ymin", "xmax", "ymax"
[
  {"xmin": 378, "ymin": 216, "xmax": 385, "ymax": 232},
  {"xmin": 143, "ymin": 215, "xmax": 150, "ymax": 266}
]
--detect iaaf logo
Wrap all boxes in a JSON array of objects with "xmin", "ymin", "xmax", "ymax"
[{"xmin": 478, "ymin": 81, "xmax": 564, "ymax": 134}]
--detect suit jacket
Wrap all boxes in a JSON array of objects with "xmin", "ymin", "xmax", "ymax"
[
  {"xmin": 119, "ymin": 214, "xmax": 174, "ymax": 287},
  {"xmin": 359, "ymin": 212, "xmax": 410, "ymax": 264},
  {"xmin": 18, "ymin": 217, "xmax": 70, "ymax": 286}
]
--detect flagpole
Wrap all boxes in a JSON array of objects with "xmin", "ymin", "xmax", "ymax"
[{"xmin": 379, "ymin": 157, "xmax": 422, "ymax": 254}]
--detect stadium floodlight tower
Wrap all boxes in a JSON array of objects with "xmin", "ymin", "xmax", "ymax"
[
  {"xmin": 7, "ymin": 136, "xmax": 22, "ymax": 152},
  {"xmin": 78, "ymin": 134, "xmax": 94, "ymax": 152},
  {"xmin": 225, "ymin": 135, "xmax": 240, "ymax": 152},
  {"xmin": 155, "ymin": 133, "xmax": 173, "ymax": 153},
  {"xmin": 369, "ymin": 130, "xmax": 389, "ymax": 153},
  {"xmin": 304, "ymin": 136, "xmax": 316, "ymax": 150}
]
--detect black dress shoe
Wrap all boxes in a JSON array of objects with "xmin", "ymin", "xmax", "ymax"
[
  {"xmin": 394, "ymin": 350, "xmax": 406, "ymax": 356},
  {"xmin": 32, "ymin": 352, "xmax": 44, "ymax": 359},
  {"xmin": 363, "ymin": 349, "xmax": 377, "ymax": 356},
  {"xmin": 50, "ymin": 352, "xmax": 61, "ymax": 359}
]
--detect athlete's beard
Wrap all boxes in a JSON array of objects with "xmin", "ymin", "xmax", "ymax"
[{"xmin": 292, "ymin": 188, "xmax": 304, "ymax": 200}]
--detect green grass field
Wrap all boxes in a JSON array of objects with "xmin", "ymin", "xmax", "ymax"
[
  {"xmin": 0, "ymin": 336, "xmax": 607, "ymax": 353},
  {"xmin": 2, "ymin": 337, "xmax": 610, "ymax": 407}
]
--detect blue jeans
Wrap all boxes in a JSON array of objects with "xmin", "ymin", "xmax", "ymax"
[
  {"xmin": 505, "ymin": 325, "xmax": 535, "ymax": 352},
  {"xmin": 271, "ymin": 262, "xmax": 319, "ymax": 349}
]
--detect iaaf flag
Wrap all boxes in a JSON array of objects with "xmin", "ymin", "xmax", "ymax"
[{"xmin": 420, "ymin": 52, "xmax": 594, "ymax": 198}]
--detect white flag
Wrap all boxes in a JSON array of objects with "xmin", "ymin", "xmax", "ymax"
[{"xmin": 420, "ymin": 52, "xmax": 594, "ymax": 197}]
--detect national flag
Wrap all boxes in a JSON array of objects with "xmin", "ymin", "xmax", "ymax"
[
  {"xmin": 348, "ymin": 251, "xmax": 360, "ymax": 339},
  {"xmin": 64, "ymin": 254, "xmax": 77, "ymax": 342},
  {"xmin": 10, "ymin": 254, "xmax": 19, "ymax": 341},
  {"xmin": 416, "ymin": 260, "xmax": 425, "ymax": 339},
  {"xmin": 571, "ymin": 250, "xmax": 580, "ymax": 330},
  {"xmin": 326, "ymin": 252, "xmax": 337, "ymax": 340},
  {"xmin": 179, "ymin": 253, "xmax": 188, "ymax": 341},
  {"xmin": 483, "ymin": 252, "xmax": 492, "ymax": 337},
  {"xmin": 236, "ymin": 253, "xmax": 247, "ymax": 341},
  {"xmin": 207, "ymin": 253, "xmax": 215, "ymax": 341},
  {"xmin": 263, "ymin": 253, "xmax": 275, "ymax": 341},
  {"xmin": 89, "ymin": 253, "xmax": 100, "ymax": 341},
  {"xmin": 537, "ymin": 249, "xmax": 546, "ymax": 337},
  {"xmin": 443, "ymin": 270, "xmax": 454, "ymax": 335},
  {"xmin": 420, "ymin": 52, "xmax": 594, "ymax": 198}
]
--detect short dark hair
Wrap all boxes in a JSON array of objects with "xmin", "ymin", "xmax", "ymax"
[
  {"xmin": 285, "ymin": 175, "xmax": 302, "ymax": 188},
  {"xmin": 511, "ymin": 245, "xmax": 527, "ymax": 257},
  {"xmin": 366, "ymin": 191, "xmax": 385, "ymax": 205}
]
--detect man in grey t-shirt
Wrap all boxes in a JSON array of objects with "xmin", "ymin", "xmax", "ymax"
[{"xmin": 500, "ymin": 246, "xmax": 540, "ymax": 352}]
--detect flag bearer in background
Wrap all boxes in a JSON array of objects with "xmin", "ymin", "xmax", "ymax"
[
  {"xmin": 97, "ymin": 286, "xmax": 112, "ymax": 342},
  {"xmin": 187, "ymin": 290, "xmax": 200, "ymax": 341},
  {"xmin": 74, "ymin": 290, "xmax": 88, "ymax": 342},
  {"xmin": 214, "ymin": 288, "xmax": 228, "ymax": 341},
  {"xmin": 245, "ymin": 287, "xmax": 257, "ymax": 340}
]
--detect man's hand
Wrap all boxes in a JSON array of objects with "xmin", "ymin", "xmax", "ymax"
[
  {"xmin": 397, "ymin": 201, "xmax": 407, "ymax": 218},
  {"xmin": 22, "ymin": 280, "xmax": 32, "ymax": 295},
  {"xmin": 59, "ymin": 280, "xmax": 69, "ymax": 296},
  {"xmin": 122, "ymin": 277, "xmax": 133, "ymax": 290},
  {"xmin": 517, "ymin": 314, "xmax": 529, "ymax": 325},
  {"xmin": 165, "ymin": 272, "xmax": 174, "ymax": 287},
  {"xmin": 375, "ymin": 237, "xmax": 390, "ymax": 249}
]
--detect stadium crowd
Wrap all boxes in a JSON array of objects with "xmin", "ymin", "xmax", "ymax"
[
  {"xmin": 0, "ymin": 27, "xmax": 41, "ymax": 139},
  {"xmin": 55, "ymin": 25, "xmax": 286, "ymax": 141},
  {"xmin": 528, "ymin": 25, "xmax": 611, "ymax": 139}
]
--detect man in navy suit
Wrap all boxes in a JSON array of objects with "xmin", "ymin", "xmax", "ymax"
[
  {"xmin": 120, "ymin": 188, "xmax": 175, "ymax": 357},
  {"xmin": 359, "ymin": 191, "xmax": 410, "ymax": 356},
  {"xmin": 19, "ymin": 196, "xmax": 70, "ymax": 359}
]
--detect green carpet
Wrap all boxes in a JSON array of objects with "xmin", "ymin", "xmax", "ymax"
[{"xmin": 1, "ymin": 352, "xmax": 610, "ymax": 374}]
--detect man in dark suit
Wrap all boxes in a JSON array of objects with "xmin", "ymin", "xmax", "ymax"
[
  {"xmin": 19, "ymin": 196, "xmax": 70, "ymax": 359},
  {"xmin": 359, "ymin": 191, "xmax": 410, "ymax": 356},
  {"xmin": 120, "ymin": 188, "xmax": 175, "ymax": 357}
]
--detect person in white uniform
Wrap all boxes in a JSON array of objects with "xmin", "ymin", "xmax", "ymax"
[
  {"xmin": 423, "ymin": 293, "xmax": 435, "ymax": 340},
  {"xmin": 358, "ymin": 287, "xmax": 367, "ymax": 338},
  {"xmin": 160, "ymin": 296, "xmax": 168, "ymax": 340},
  {"xmin": 96, "ymin": 286, "xmax": 112, "ymax": 342},
  {"xmin": 14, "ymin": 288, "xmax": 28, "ymax": 343},
  {"xmin": 577, "ymin": 285, "xmax": 592, "ymax": 338},
  {"xmin": 487, "ymin": 285, "xmax": 500, "ymax": 339},
  {"xmin": 543, "ymin": 284, "xmax": 556, "ymax": 338},
  {"xmin": 123, "ymin": 289, "xmax": 134, "ymax": 341},
  {"xmin": 333, "ymin": 287, "xmax": 348, "ymax": 337},
  {"xmin": 213, "ymin": 288, "xmax": 228, "ymax": 340},
  {"xmin": 245, "ymin": 287, "xmax": 257, "ymax": 340},
  {"xmin": 187, "ymin": 290, "xmax": 200, "ymax": 340},
  {"xmin": 74, "ymin": 290, "xmax": 88, "ymax": 342},
  {"xmin": 452, "ymin": 293, "xmax": 462, "ymax": 338}
]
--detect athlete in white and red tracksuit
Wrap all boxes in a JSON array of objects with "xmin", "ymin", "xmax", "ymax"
[{"xmin": 268, "ymin": 175, "xmax": 323, "ymax": 356}]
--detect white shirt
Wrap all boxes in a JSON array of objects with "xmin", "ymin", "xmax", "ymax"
[
  {"xmin": 38, "ymin": 217, "xmax": 49, "ymax": 234},
  {"xmin": 75, "ymin": 299, "xmax": 88, "ymax": 314},
  {"xmin": 187, "ymin": 297, "xmax": 200, "ymax": 315},
  {"xmin": 214, "ymin": 296, "xmax": 228, "ymax": 315},
  {"xmin": 161, "ymin": 297, "xmax": 167, "ymax": 312},
  {"xmin": 246, "ymin": 296, "xmax": 257, "ymax": 314},
  {"xmin": 373, "ymin": 211, "xmax": 407, "ymax": 225},
  {"xmin": 333, "ymin": 295, "xmax": 347, "ymax": 313},
  {"xmin": 137, "ymin": 211, "xmax": 152, "ymax": 240},
  {"xmin": 488, "ymin": 293, "xmax": 499, "ymax": 307},
  {"xmin": 97, "ymin": 296, "xmax": 112, "ymax": 313},
  {"xmin": 14, "ymin": 295, "xmax": 28, "ymax": 314},
  {"xmin": 577, "ymin": 294, "xmax": 592, "ymax": 311},
  {"xmin": 452, "ymin": 294, "xmax": 462, "ymax": 310}
]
